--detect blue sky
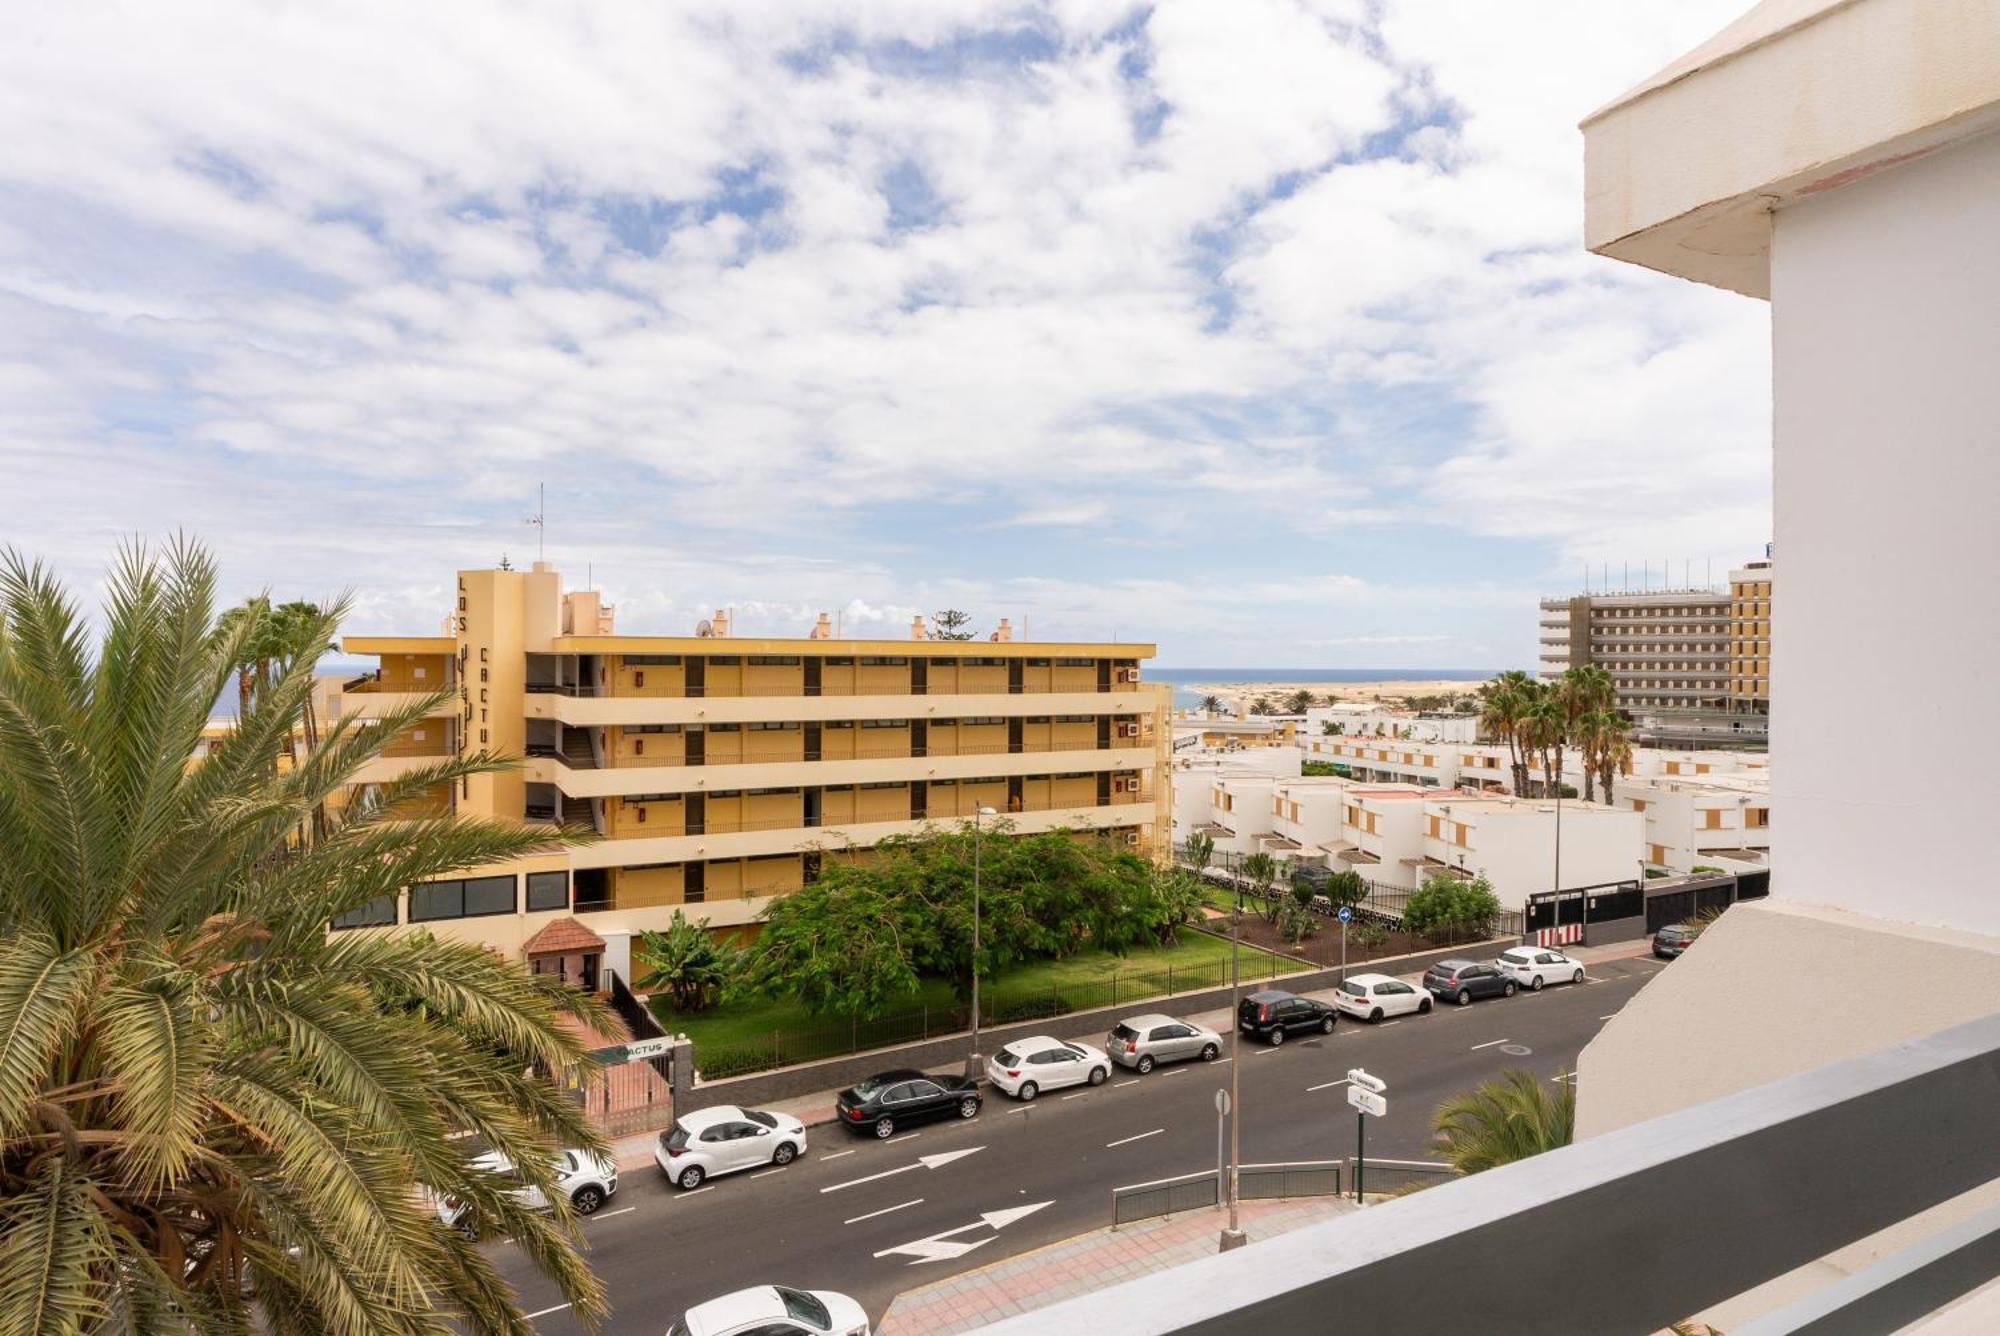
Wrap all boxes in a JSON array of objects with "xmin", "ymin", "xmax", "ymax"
[{"xmin": 0, "ymin": 0, "xmax": 1769, "ymax": 668}]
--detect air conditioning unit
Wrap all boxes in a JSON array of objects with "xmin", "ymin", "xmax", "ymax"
[
  {"xmin": 1117, "ymin": 722, "xmax": 1140, "ymax": 738},
  {"xmin": 1122, "ymin": 831, "xmax": 1140, "ymax": 846},
  {"xmin": 1116, "ymin": 668, "xmax": 1140, "ymax": 684}
]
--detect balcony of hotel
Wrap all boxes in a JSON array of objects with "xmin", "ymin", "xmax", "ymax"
[{"xmin": 337, "ymin": 668, "xmax": 457, "ymax": 721}]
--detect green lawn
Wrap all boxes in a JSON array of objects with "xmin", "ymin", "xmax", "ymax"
[{"xmin": 650, "ymin": 929, "xmax": 1304, "ymax": 1067}]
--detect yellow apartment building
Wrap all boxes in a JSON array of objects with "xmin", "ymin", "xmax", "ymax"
[
  {"xmin": 329, "ymin": 563, "xmax": 1172, "ymax": 975},
  {"xmin": 1728, "ymin": 560, "xmax": 1774, "ymax": 714}
]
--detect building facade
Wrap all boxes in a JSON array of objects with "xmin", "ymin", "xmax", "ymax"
[
  {"xmin": 1537, "ymin": 587, "xmax": 1732, "ymax": 711},
  {"xmin": 333, "ymin": 563, "xmax": 1172, "ymax": 959},
  {"xmin": 1728, "ymin": 559, "xmax": 1774, "ymax": 712}
]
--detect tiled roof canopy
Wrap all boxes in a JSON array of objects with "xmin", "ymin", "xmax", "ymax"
[{"xmin": 521, "ymin": 917, "xmax": 606, "ymax": 956}]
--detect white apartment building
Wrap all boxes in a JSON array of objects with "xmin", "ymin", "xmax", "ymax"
[
  {"xmin": 1304, "ymin": 737, "xmax": 1512, "ymax": 792},
  {"xmin": 1576, "ymin": 3, "xmax": 2000, "ymax": 1323},
  {"xmin": 1421, "ymin": 796, "xmax": 1647, "ymax": 911},
  {"xmin": 1169, "ymin": 748, "xmax": 1300, "ymax": 859},
  {"xmin": 1618, "ymin": 773, "xmax": 1771, "ymax": 875},
  {"xmin": 1302, "ymin": 703, "xmax": 1478, "ymax": 744},
  {"xmin": 1266, "ymin": 775, "xmax": 1370, "ymax": 863},
  {"xmin": 1332, "ymin": 787, "xmax": 1466, "ymax": 889}
]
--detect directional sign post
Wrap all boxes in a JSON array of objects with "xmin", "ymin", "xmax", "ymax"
[
  {"xmin": 1215, "ymin": 1088, "xmax": 1230, "ymax": 1199},
  {"xmin": 1337, "ymin": 906, "xmax": 1352, "ymax": 983},
  {"xmin": 1347, "ymin": 1068, "xmax": 1387, "ymax": 1201}
]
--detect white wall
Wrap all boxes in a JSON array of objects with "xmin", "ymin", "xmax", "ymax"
[{"xmin": 1772, "ymin": 127, "xmax": 2000, "ymax": 934}]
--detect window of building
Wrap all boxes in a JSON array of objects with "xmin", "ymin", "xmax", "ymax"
[
  {"xmin": 331, "ymin": 895, "xmax": 397, "ymax": 931},
  {"xmin": 526, "ymin": 871, "xmax": 569, "ymax": 912},
  {"xmin": 861, "ymin": 718, "xmax": 909, "ymax": 728},
  {"xmin": 629, "ymin": 723, "xmax": 681, "ymax": 734},
  {"xmin": 624, "ymin": 654, "xmax": 683, "ymax": 665},
  {"xmin": 747, "ymin": 655, "xmax": 801, "ymax": 665},
  {"xmin": 746, "ymin": 721, "xmax": 797, "ymax": 731},
  {"xmin": 858, "ymin": 656, "xmax": 909, "ymax": 666},
  {"xmin": 409, "ymin": 875, "xmax": 516, "ymax": 922}
]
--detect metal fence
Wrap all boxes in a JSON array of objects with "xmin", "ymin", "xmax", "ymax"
[
  {"xmin": 1348, "ymin": 1157, "xmax": 1457, "ymax": 1198},
  {"xmin": 688, "ymin": 953, "xmax": 1312, "ymax": 1079},
  {"xmin": 1112, "ymin": 1161, "xmax": 1344, "ymax": 1226},
  {"xmin": 1182, "ymin": 854, "xmax": 1524, "ymax": 940}
]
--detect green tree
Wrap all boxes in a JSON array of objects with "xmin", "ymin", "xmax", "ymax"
[
  {"xmin": 1283, "ymin": 688, "xmax": 1315, "ymax": 714},
  {"xmin": 1278, "ymin": 898, "xmax": 1319, "ymax": 946},
  {"xmin": 930, "ymin": 609, "xmax": 976, "ymax": 640},
  {"xmin": 636, "ymin": 910, "xmax": 741, "ymax": 1013},
  {"xmin": 0, "ymin": 541, "xmax": 610, "ymax": 1333},
  {"xmin": 739, "ymin": 863, "xmax": 923, "ymax": 1016},
  {"xmin": 1182, "ymin": 830, "xmax": 1215, "ymax": 875},
  {"xmin": 1240, "ymin": 851, "xmax": 1280, "ymax": 924},
  {"xmin": 1479, "ymin": 671, "xmax": 1537, "ymax": 797},
  {"xmin": 1322, "ymin": 868, "xmax": 1368, "ymax": 915},
  {"xmin": 1199, "ymin": 693, "xmax": 1224, "ymax": 715},
  {"xmin": 1431, "ymin": 1068, "xmax": 1575, "ymax": 1174},
  {"xmin": 1402, "ymin": 874, "xmax": 1502, "ymax": 944}
]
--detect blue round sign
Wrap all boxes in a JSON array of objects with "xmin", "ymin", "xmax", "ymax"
[{"xmin": 1337, "ymin": 906, "xmax": 1352, "ymax": 924}]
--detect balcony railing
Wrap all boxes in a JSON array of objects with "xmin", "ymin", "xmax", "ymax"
[
  {"xmin": 526, "ymin": 680, "xmax": 1136, "ymax": 699},
  {"xmin": 550, "ymin": 739, "xmax": 1153, "ymax": 768},
  {"xmin": 608, "ymin": 793, "xmax": 1154, "ymax": 839},
  {"xmin": 981, "ymin": 1009, "xmax": 2000, "ymax": 1335}
]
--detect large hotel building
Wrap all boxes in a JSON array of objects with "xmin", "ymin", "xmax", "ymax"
[{"xmin": 331, "ymin": 563, "xmax": 1171, "ymax": 978}]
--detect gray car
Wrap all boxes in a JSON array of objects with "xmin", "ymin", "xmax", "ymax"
[{"xmin": 1107, "ymin": 1013, "xmax": 1223, "ymax": 1073}]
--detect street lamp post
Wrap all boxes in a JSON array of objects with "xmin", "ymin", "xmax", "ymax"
[
  {"xmin": 967, "ymin": 805, "xmax": 998, "ymax": 1080},
  {"xmin": 1221, "ymin": 877, "xmax": 1246, "ymax": 1251}
]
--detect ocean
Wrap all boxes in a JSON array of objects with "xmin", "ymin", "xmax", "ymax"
[{"xmin": 1148, "ymin": 667, "xmax": 1494, "ymax": 710}]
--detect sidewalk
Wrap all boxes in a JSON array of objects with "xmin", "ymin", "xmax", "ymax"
[
  {"xmin": 607, "ymin": 938, "xmax": 1655, "ymax": 1171},
  {"xmin": 876, "ymin": 1197, "xmax": 1355, "ymax": 1334}
]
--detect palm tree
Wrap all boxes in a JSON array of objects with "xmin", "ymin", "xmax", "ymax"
[
  {"xmin": 636, "ymin": 910, "xmax": 739, "ymax": 1013},
  {"xmin": 1596, "ymin": 715, "xmax": 1634, "ymax": 806},
  {"xmin": 0, "ymin": 541, "xmax": 610, "ymax": 1333},
  {"xmin": 1431, "ymin": 1068, "xmax": 1575, "ymax": 1174},
  {"xmin": 1198, "ymin": 693, "xmax": 1223, "ymax": 716},
  {"xmin": 1522, "ymin": 686, "xmax": 1568, "ymax": 797},
  {"xmin": 1478, "ymin": 671, "xmax": 1538, "ymax": 797},
  {"xmin": 1241, "ymin": 851, "xmax": 1279, "ymax": 924}
]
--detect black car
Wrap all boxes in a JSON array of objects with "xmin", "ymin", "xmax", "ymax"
[
  {"xmin": 1423, "ymin": 959, "xmax": 1516, "ymax": 1005},
  {"xmin": 1653, "ymin": 924, "xmax": 1696, "ymax": 960},
  {"xmin": 1237, "ymin": 989, "xmax": 1337, "ymax": 1045},
  {"xmin": 834, "ymin": 1069, "xmax": 981, "ymax": 1138}
]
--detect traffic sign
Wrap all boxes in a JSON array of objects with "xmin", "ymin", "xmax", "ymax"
[
  {"xmin": 1215, "ymin": 1089, "xmax": 1231, "ymax": 1116},
  {"xmin": 1347, "ymin": 1067, "xmax": 1386, "ymax": 1094},
  {"xmin": 1347, "ymin": 1085, "xmax": 1387, "ymax": 1117},
  {"xmin": 1337, "ymin": 906, "xmax": 1352, "ymax": 924}
]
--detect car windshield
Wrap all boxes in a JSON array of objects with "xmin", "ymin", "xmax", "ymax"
[
  {"xmin": 1111, "ymin": 1023, "xmax": 1139, "ymax": 1041},
  {"xmin": 662, "ymin": 1125, "xmax": 689, "ymax": 1152},
  {"xmin": 1501, "ymin": 949, "xmax": 1534, "ymax": 964},
  {"xmin": 776, "ymin": 1286, "xmax": 830, "ymax": 1328},
  {"xmin": 995, "ymin": 1047, "xmax": 1020, "ymax": 1066},
  {"xmin": 1338, "ymin": 981, "xmax": 1368, "ymax": 997},
  {"xmin": 850, "ymin": 1076, "xmax": 893, "ymax": 1099},
  {"xmin": 743, "ymin": 1109, "xmax": 778, "ymax": 1128}
]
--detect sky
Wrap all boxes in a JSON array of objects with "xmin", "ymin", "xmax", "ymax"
[{"xmin": 1, "ymin": 0, "xmax": 1770, "ymax": 669}]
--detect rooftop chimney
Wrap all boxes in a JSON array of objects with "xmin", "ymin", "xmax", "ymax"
[
  {"xmin": 989, "ymin": 617, "xmax": 1013, "ymax": 643},
  {"xmin": 910, "ymin": 615, "xmax": 930, "ymax": 641},
  {"xmin": 809, "ymin": 612, "xmax": 832, "ymax": 640}
]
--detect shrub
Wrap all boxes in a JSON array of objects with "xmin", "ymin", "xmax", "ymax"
[
  {"xmin": 1404, "ymin": 874, "xmax": 1502, "ymax": 943},
  {"xmin": 1279, "ymin": 898, "xmax": 1320, "ymax": 946}
]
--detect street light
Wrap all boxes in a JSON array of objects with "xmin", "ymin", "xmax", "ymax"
[
  {"xmin": 967, "ymin": 805, "xmax": 998, "ymax": 1080},
  {"xmin": 1221, "ymin": 866, "xmax": 1247, "ymax": 1252}
]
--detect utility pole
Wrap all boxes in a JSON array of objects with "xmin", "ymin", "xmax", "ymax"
[
  {"xmin": 966, "ymin": 805, "xmax": 996, "ymax": 1079},
  {"xmin": 1221, "ymin": 879, "xmax": 1245, "ymax": 1251}
]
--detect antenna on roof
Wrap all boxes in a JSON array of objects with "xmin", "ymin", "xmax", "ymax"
[{"xmin": 526, "ymin": 482, "xmax": 545, "ymax": 562}]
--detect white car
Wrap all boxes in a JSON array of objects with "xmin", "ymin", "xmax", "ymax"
[
  {"xmin": 655, "ymin": 1105, "xmax": 808, "ymax": 1190},
  {"xmin": 986, "ymin": 1035, "xmax": 1112, "ymax": 1100},
  {"xmin": 669, "ymin": 1285, "xmax": 869, "ymax": 1336},
  {"xmin": 434, "ymin": 1148, "xmax": 617, "ymax": 1235},
  {"xmin": 1330, "ymin": 973, "xmax": 1433, "ymax": 1022},
  {"xmin": 1496, "ymin": 946, "xmax": 1587, "ymax": 991}
]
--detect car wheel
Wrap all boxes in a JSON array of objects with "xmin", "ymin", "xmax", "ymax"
[
  {"xmin": 773, "ymin": 1141, "xmax": 798, "ymax": 1166},
  {"xmin": 1199, "ymin": 1042, "xmax": 1219, "ymax": 1061},
  {"xmin": 1319, "ymin": 1016, "xmax": 1336, "ymax": 1034},
  {"xmin": 1530, "ymin": 975, "xmax": 1545, "ymax": 992},
  {"xmin": 456, "ymin": 1216, "xmax": 479, "ymax": 1242},
  {"xmin": 874, "ymin": 1117, "xmax": 895, "ymax": 1139},
  {"xmin": 1018, "ymin": 1081, "xmax": 1039, "ymax": 1101},
  {"xmin": 1088, "ymin": 1066, "xmax": 1109, "ymax": 1086},
  {"xmin": 1455, "ymin": 989, "xmax": 1472, "ymax": 1006},
  {"xmin": 957, "ymin": 1095, "xmax": 979, "ymax": 1119},
  {"xmin": 677, "ymin": 1165, "xmax": 705, "ymax": 1190},
  {"xmin": 1268, "ymin": 1027, "xmax": 1285, "ymax": 1046},
  {"xmin": 1368, "ymin": 1008, "xmax": 1383, "ymax": 1024},
  {"xmin": 1418, "ymin": 997, "xmax": 1432, "ymax": 1014},
  {"xmin": 1572, "ymin": 969, "xmax": 1585, "ymax": 985},
  {"xmin": 1136, "ymin": 1054, "xmax": 1155, "ymax": 1075},
  {"xmin": 571, "ymin": 1185, "xmax": 605, "ymax": 1216},
  {"xmin": 1503, "ymin": 981, "xmax": 1517, "ymax": 998}
]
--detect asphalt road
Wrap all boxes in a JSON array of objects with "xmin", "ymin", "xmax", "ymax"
[{"xmin": 492, "ymin": 954, "xmax": 1666, "ymax": 1332}]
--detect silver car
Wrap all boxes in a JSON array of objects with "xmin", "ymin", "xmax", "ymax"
[{"xmin": 1107, "ymin": 1013, "xmax": 1223, "ymax": 1074}]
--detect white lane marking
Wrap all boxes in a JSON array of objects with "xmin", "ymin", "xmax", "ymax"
[
  {"xmin": 845, "ymin": 1197, "xmax": 925, "ymax": 1225},
  {"xmin": 1106, "ymin": 1128, "xmax": 1166, "ymax": 1148},
  {"xmin": 1251, "ymin": 1045, "xmax": 1281, "ymax": 1056},
  {"xmin": 820, "ymin": 1149, "xmax": 858, "ymax": 1161},
  {"xmin": 1306, "ymin": 1079, "xmax": 1350, "ymax": 1092},
  {"xmin": 1062, "ymin": 1092, "xmax": 1090, "ymax": 1101},
  {"xmin": 750, "ymin": 1166, "xmax": 788, "ymax": 1178},
  {"xmin": 678, "ymin": 1186, "xmax": 713, "ymax": 1197},
  {"xmin": 884, "ymin": 1132, "xmax": 923, "ymax": 1143},
  {"xmin": 1470, "ymin": 1038, "xmax": 1511, "ymax": 1051},
  {"xmin": 1379, "ymin": 1020, "xmax": 1402, "ymax": 1028},
  {"xmin": 1157, "ymin": 1067, "xmax": 1190, "ymax": 1077},
  {"xmin": 1113, "ymin": 1079, "xmax": 1140, "ymax": 1088},
  {"xmin": 1599, "ymin": 1014, "xmax": 1618, "ymax": 1021},
  {"xmin": 1551, "ymin": 1072, "xmax": 1579, "ymax": 1084},
  {"xmin": 874, "ymin": 1202, "xmax": 1053, "ymax": 1264},
  {"xmin": 819, "ymin": 1147, "xmax": 985, "ymax": 1194},
  {"xmin": 526, "ymin": 1302, "xmax": 572, "ymax": 1319},
  {"xmin": 589, "ymin": 1206, "xmax": 635, "ymax": 1221}
]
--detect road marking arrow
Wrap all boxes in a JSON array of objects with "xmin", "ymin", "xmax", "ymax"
[
  {"xmin": 820, "ymin": 1146, "xmax": 984, "ymax": 1194},
  {"xmin": 873, "ymin": 1201, "xmax": 1054, "ymax": 1264}
]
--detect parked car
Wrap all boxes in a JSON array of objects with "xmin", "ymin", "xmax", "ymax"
[
  {"xmin": 1422, "ymin": 958, "xmax": 1516, "ymax": 1005},
  {"xmin": 655, "ymin": 1105, "xmax": 808, "ymax": 1190},
  {"xmin": 1331, "ymin": 973, "xmax": 1433, "ymax": 1022},
  {"xmin": 835, "ymin": 1069, "xmax": 981, "ymax": 1138},
  {"xmin": 1497, "ymin": 945, "xmax": 1587, "ymax": 991},
  {"xmin": 986, "ymin": 1035, "xmax": 1112, "ymax": 1100},
  {"xmin": 1653, "ymin": 924, "xmax": 1697, "ymax": 960},
  {"xmin": 669, "ymin": 1285, "xmax": 870, "ymax": 1336},
  {"xmin": 1237, "ymin": 989, "xmax": 1337, "ymax": 1045},
  {"xmin": 1107, "ymin": 1014, "xmax": 1223, "ymax": 1073},
  {"xmin": 434, "ymin": 1148, "xmax": 616, "ymax": 1236}
]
